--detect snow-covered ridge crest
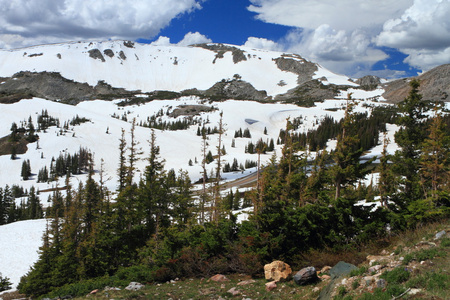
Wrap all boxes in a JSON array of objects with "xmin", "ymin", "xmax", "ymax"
[{"xmin": 0, "ymin": 40, "xmax": 356, "ymax": 97}]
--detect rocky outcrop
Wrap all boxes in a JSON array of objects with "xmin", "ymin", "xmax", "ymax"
[
  {"xmin": 274, "ymin": 54, "xmax": 318, "ymax": 85},
  {"xmin": 383, "ymin": 64, "xmax": 450, "ymax": 103},
  {"xmin": 275, "ymin": 79, "xmax": 342, "ymax": 106},
  {"xmin": 0, "ymin": 71, "xmax": 134, "ymax": 104},
  {"xmin": 192, "ymin": 43, "xmax": 248, "ymax": 64},
  {"xmin": 318, "ymin": 261, "xmax": 357, "ymax": 300},
  {"xmin": 204, "ymin": 79, "xmax": 268, "ymax": 101},
  {"xmin": 88, "ymin": 49, "xmax": 105, "ymax": 62},
  {"xmin": 356, "ymin": 75, "xmax": 382, "ymax": 91},
  {"xmin": 103, "ymin": 49, "xmax": 114, "ymax": 58}
]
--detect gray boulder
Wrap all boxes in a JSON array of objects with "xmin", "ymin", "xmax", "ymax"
[
  {"xmin": 293, "ymin": 266, "xmax": 318, "ymax": 285},
  {"xmin": 330, "ymin": 261, "xmax": 358, "ymax": 279}
]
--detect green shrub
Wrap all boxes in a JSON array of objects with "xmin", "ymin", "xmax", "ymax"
[
  {"xmin": 440, "ymin": 237, "xmax": 450, "ymax": 247},
  {"xmin": 407, "ymin": 271, "xmax": 450, "ymax": 291},
  {"xmin": 0, "ymin": 273, "xmax": 12, "ymax": 292},
  {"xmin": 403, "ymin": 248, "xmax": 446, "ymax": 264},
  {"xmin": 349, "ymin": 266, "xmax": 367, "ymax": 277},
  {"xmin": 380, "ymin": 267, "xmax": 410, "ymax": 284}
]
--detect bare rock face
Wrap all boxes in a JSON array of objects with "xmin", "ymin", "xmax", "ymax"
[
  {"xmin": 103, "ymin": 49, "xmax": 114, "ymax": 58},
  {"xmin": 356, "ymin": 75, "xmax": 382, "ymax": 91},
  {"xmin": 274, "ymin": 54, "xmax": 318, "ymax": 85},
  {"xmin": 88, "ymin": 49, "xmax": 105, "ymax": 62},
  {"xmin": 264, "ymin": 260, "xmax": 292, "ymax": 282},
  {"xmin": 193, "ymin": 43, "xmax": 248, "ymax": 64},
  {"xmin": 0, "ymin": 71, "xmax": 133, "ymax": 104},
  {"xmin": 383, "ymin": 64, "xmax": 450, "ymax": 103},
  {"xmin": 204, "ymin": 79, "xmax": 268, "ymax": 101}
]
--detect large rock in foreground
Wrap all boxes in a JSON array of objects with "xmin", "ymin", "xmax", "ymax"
[
  {"xmin": 264, "ymin": 260, "xmax": 292, "ymax": 282},
  {"xmin": 293, "ymin": 266, "xmax": 319, "ymax": 285}
]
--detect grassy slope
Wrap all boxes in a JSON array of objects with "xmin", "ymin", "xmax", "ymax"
[{"xmin": 3, "ymin": 220, "xmax": 445, "ymax": 300}]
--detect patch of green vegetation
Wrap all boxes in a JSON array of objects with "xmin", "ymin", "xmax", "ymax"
[
  {"xmin": 349, "ymin": 266, "xmax": 367, "ymax": 277},
  {"xmin": 406, "ymin": 271, "xmax": 449, "ymax": 291},
  {"xmin": 380, "ymin": 267, "xmax": 410, "ymax": 284},
  {"xmin": 403, "ymin": 247, "xmax": 446, "ymax": 264}
]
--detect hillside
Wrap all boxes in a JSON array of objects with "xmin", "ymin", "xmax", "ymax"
[{"xmin": 0, "ymin": 41, "xmax": 449, "ymax": 298}]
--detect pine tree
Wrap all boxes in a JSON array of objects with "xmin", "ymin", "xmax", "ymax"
[
  {"xmin": 378, "ymin": 133, "xmax": 396, "ymax": 208},
  {"xmin": 419, "ymin": 103, "xmax": 450, "ymax": 203},
  {"xmin": 117, "ymin": 128, "xmax": 127, "ymax": 192},
  {"xmin": 331, "ymin": 96, "xmax": 374, "ymax": 200},
  {"xmin": 393, "ymin": 79, "xmax": 430, "ymax": 203}
]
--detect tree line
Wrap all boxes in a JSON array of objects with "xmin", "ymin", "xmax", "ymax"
[{"xmin": 17, "ymin": 80, "xmax": 449, "ymax": 298}]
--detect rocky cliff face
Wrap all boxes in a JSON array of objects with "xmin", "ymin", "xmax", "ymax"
[{"xmin": 383, "ymin": 64, "xmax": 450, "ymax": 103}]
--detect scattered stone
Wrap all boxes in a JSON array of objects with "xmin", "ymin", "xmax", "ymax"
[
  {"xmin": 435, "ymin": 230, "xmax": 446, "ymax": 240},
  {"xmin": 368, "ymin": 264, "xmax": 382, "ymax": 273},
  {"xmin": 293, "ymin": 267, "xmax": 319, "ymax": 285},
  {"xmin": 125, "ymin": 282, "xmax": 144, "ymax": 291},
  {"xmin": 264, "ymin": 260, "xmax": 292, "ymax": 282},
  {"xmin": 237, "ymin": 279, "xmax": 256, "ymax": 286},
  {"xmin": 220, "ymin": 284, "xmax": 226, "ymax": 289},
  {"xmin": 320, "ymin": 266, "xmax": 332, "ymax": 274},
  {"xmin": 366, "ymin": 255, "xmax": 393, "ymax": 265},
  {"xmin": 319, "ymin": 274, "xmax": 331, "ymax": 280},
  {"xmin": 376, "ymin": 279, "xmax": 387, "ymax": 289},
  {"xmin": 104, "ymin": 286, "xmax": 121, "ymax": 291},
  {"xmin": 408, "ymin": 288, "xmax": 422, "ymax": 295},
  {"xmin": 380, "ymin": 249, "xmax": 389, "ymax": 255},
  {"xmin": 265, "ymin": 281, "xmax": 277, "ymax": 291},
  {"xmin": 209, "ymin": 274, "xmax": 230, "ymax": 282},
  {"xmin": 89, "ymin": 289, "xmax": 99, "ymax": 294},
  {"xmin": 312, "ymin": 287, "xmax": 321, "ymax": 293},
  {"xmin": 227, "ymin": 287, "xmax": 241, "ymax": 296}
]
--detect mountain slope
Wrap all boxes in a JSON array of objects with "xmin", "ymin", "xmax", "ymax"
[{"xmin": 0, "ymin": 41, "xmax": 357, "ymax": 103}]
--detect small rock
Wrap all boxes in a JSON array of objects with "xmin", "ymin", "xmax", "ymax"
[
  {"xmin": 264, "ymin": 260, "xmax": 292, "ymax": 282},
  {"xmin": 341, "ymin": 278, "xmax": 347, "ymax": 285},
  {"xmin": 265, "ymin": 281, "xmax": 277, "ymax": 291},
  {"xmin": 237, "ymin": 279, "xmax": 256, "ymax": 286},
  {"xmin": 376, "ymin": 279, "xmax": 387, "ymax": 288},
  {"xmin": 89, "ymin": 289, "xmax": 99, "ymax": 294},
  {"xmin": 312, "ymin": 287, "xmax": 320, "ymax": 293},
  {"xmin": 435, "ymin": 230, "xmax": 446, "ymax": 240},
  {"xmin": 209, "ymin": 274, "xmax": 230, "ymax": 282},
  {"xmin": 319, "ymin": 274, "xmax": 330, "ymax": 280},
  {"xmin": 125, "ymin": 282, "xmax": 144, "ymax": 291},
  {"xmin": 227, "ymin": 287, "xmax": 241, "ymax": 296},
  {"xmin": 293, "ymin": 266, "xmax": 319, "ymax": 285},
  {"xmin": 380, "ymin": 249, "xmax": 389, "ymax": 255},
  {"xmin": 104, "ymin": 286, "xmax": 121, "ymax": 291},
  {"xmin": 320, "ymin": 266, "xmax": 332, "ymax": 274},
  {"xmin": 408, "ymin": 288, "xmax": 422, "ymax": 295},
  {"xmin": 368, "ymin": 264, "xmax": 382, "ymax": 273},
  {"xmin": 220, "ymin": 284, "xmax": 226, "ymax": 289}
]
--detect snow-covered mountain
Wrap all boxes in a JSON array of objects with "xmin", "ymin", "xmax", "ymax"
[{"xmin": 0, "ymin": 41, "xmax": 359, "ymax": 103}]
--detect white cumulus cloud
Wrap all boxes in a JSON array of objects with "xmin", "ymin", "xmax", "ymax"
[
  {"xmin": 177, "ymin": 31, "xmax": 211, "ymax": 46},
  {"xmin": 246, "ymin": 0, "xmax": 413, "ymax": 76},
  {"xmin": 243, "ymin": 37, "xmax": 282, "ymax": 51},
  {"xmin": 151, "ymin": 32, "xmax": 211, "ymax": 46},
  {"xmin": 248, "ymin": 0, "xmax": 412, "ymax": 31},
  {"xmin": 0, "ymin": 0, "xmax": 203, "ymax": 49},
  {"xmin": 376, "ymin": 0, "xmax": 450, "ymax": 70}
]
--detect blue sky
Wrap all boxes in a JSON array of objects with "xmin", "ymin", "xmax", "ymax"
[{"xmin": 0, "ymin": 0, "xmax": 449, "ymax": 79}]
